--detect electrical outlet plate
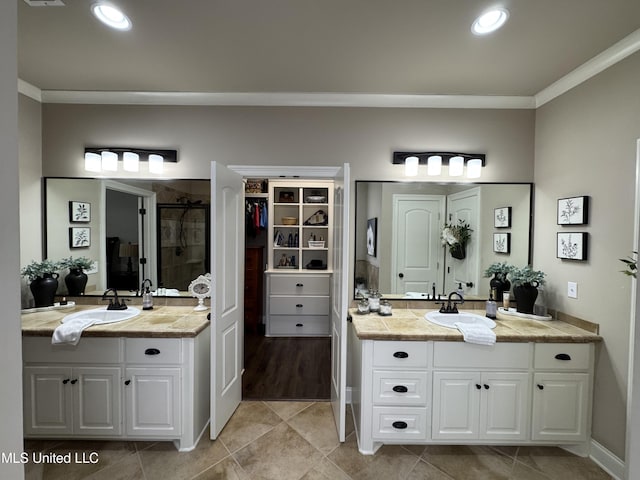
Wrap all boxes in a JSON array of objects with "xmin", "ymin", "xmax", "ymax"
[{"xmin": 568, "ymin": 281, "xmax": 578, "ymax": 299}]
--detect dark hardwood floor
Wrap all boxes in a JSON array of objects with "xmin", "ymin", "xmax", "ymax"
[{"xmin": 243, "ymin": 331, "xmax": 331, "ymax": 401}]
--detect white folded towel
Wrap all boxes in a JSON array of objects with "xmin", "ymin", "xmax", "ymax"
[
  {"xmin": 454, "ymin": 322, "xmax": 496, "ymax": 346},
  {"xmin": 52, "ymin": 318, "xmax": 98, "ymax": 346}
]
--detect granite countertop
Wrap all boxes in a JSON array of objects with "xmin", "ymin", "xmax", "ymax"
[
  {"xmin": 22, "ymin": 305, "xmax": 210, "ymax": 338},
  {"xmin": 350, "ymin": 308, "xmax": 602, "ymax": 343}
]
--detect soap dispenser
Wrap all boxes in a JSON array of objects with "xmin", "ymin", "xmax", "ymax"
[
  {"xmin": 486, "ymin": 291, "xmax": 497, "ymax": 319},
  {"xmin": 141, "ymin": 279, "xmax": 153, "ymax": 310}
]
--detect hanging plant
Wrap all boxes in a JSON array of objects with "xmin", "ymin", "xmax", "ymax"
[{"xmin": 441, "ymin": 220, "xmax": 473, "ymax": 259}]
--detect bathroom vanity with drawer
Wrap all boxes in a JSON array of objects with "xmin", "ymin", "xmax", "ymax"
[
  {"xmin": 21, "ymin": 306, "xmax": 210, "ymax": 451},
  {"xmin": 349, "ymin": 308, "xmax": 601, "ymax": 455}
]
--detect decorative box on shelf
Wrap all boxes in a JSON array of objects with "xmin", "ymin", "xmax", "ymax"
[{"xmin": 308, "ymin": 240, "xmax": 325, "ymax": 249}]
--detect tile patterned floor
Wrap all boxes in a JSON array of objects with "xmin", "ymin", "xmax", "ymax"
[{"xmin": 24, "ymin": 401, "xmax": 613, "ymax": 480}]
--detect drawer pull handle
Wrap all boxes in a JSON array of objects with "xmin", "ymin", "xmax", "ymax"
[
  {"xmin": 62, "ymin": 378, "xmax": 70, "ymax": 385},
  {"xmin": 393, "ymin": 351, "xmax": 408, "ymax": 359},
  {"xmin": 296, "ymin": 323, "xmax": 304, "ymax": 327},
  {"xmin": 537, "ymin": 384, "xmax": 544, "ymax": 390},
  {"xmin": 125, "ymin": 380, "xmax": 131, "ymax": 386},
  {"xmin": 296, "ymin": 283, "xmax": 304, "ymax": 287},
  {"xmin": 70, "ymin": 379, "xmax": 78, "ymax": 385},
  {"xmin": 476, "ymin": 384, "xmax": 482, "ymax": 390},
  {"xmin": 393, "ymin": 385, "xmax": 408, "ymax": 393},
  {"xmin": 296, "ymin": 304, "xmax": 303, "ymax": 308},
  {"xmin": 392, "ymin": 421, "xmax": 408, "ymax": 430},
  {"xmin": 145, "ymin": 348, "xmax": 161, "ymax": 355},
  {"xmin": 555, "ymin": 353, "xmax": 572, "ymax": 361}
]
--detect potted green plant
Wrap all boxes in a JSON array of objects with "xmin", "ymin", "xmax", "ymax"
[
  {"xmin": 483, "ymin": 262, "xmax": 513, "ymax": 301},
  {"xmin": 620, "ymin": 251, "xmax": 637, "ymax": 278},
  {"xmin": 510, "ymin": 265, "xmax": 546, "ymax": 314},
  {"xmin": 21, "ymin": 259, "xmax": 62, "ymax": 307},
  {"xmin": 441, "ymin": 220, "xmax": 473, "ymax": 260},
  {"xmin": 61, "ymin": 256, "xmax": 94, "ymax": 295}
]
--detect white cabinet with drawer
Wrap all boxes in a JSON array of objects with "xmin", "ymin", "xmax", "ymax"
[
  {"xmin": 22, "ymin": 327, "xmax": 210, "ymax": 452},
  {"xmin": 266, "ymin": 273, "xmax": 331, "ymax": 336}
]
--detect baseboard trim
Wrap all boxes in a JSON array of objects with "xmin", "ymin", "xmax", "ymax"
[{"xmin": 590, "ymin": 439, "xmax": 624, "ymax": 480}]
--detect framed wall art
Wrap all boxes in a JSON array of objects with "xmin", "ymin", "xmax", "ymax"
[
  {"xmin": 494, "ymin": 206, "xmax": 512, "ymax": 228},
  {"xmin": 557, "ymin": 232, "xmax": 588, "ymax": 260},
  {"xmin": 69, "ymin": 227, "xmax": 91, "ymax": 248},
  {"xmin": 69, "ymin": 201, "xmax": 91, "ymax": 223},
  {"xmin": 557, "ymin": 196, "xmax": 589, "ymax": 225},
  {"xmin": 366, "ymin": 217, "xmax": 377, "ymax": 257},
  {"xmin": 493, "ymin": 232, "xmax": 511, "ymax": 254}
]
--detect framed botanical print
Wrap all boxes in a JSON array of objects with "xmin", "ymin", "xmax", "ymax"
[
  {"xmin": 494, "ymin": 206, "xmax": 512, "ymax": 228},
  {"xmin": 493, "ymin": 233, "xmax": 510, "ymax": 253},
  {"xmin": 69, "ymin": 201, "xmax": 91, "ymax": 223},
  {"xmin": 557, "ymin": 196, "xmax": 589, "ymax": 225},
  {"xmin": 69, "ymin": 227, "xmax": 91, "ymax": 248},
  {"xmin": 557, "ymin": 232, "xmax": 588, "ymax": 260}
]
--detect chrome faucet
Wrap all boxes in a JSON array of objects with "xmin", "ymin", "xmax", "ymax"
[
  {"xmin": 436, "ymin": 291, "xmax": 465, "ymax": 314},
  {"xmin": 102, "ymin": 288, "xmax": 128, "ymax": 310}
]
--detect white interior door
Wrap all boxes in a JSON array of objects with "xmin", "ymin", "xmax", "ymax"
[
  {"xmin": 446, "ymin": 188, "xmax": 480, "ymax": 296},
  {"xmin": 391, "ymin": 194, "xmax": 445, "ymax": 294},
  {"xmin": 331, "ymin": 163, "xmax": 350, "ymax": 441},
  {"xmin": 210, "ymin": 162, "xmax": 244, "ymax": 438}
]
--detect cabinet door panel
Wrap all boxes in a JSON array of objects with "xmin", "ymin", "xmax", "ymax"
[
  {"xmin": 23, "ymin": 366, "xmax": 73, "ymax": 435},
  {"xmin": 75, "ymin": 367, "xmax": 122, "ymax": 436},
  {"xmin": 480, "ymin": 372, "xmax": 529, "ymax": 440},
  {"xmin": 125, "ymin": 368, "xmax": 181, "ymax": 437},
  {"xmin": 432, "ymin": 372, "xmax": 479, "ymax": 440},
  {"xmin": 532, "ymin": 372, "xmax": 589, "ymax": 441}
]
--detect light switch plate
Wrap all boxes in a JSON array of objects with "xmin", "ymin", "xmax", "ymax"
[{"xmin": 568, "ymin": 281, "xmax": 578, "ymax": 299}]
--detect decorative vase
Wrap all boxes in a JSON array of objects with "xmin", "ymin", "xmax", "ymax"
[
  {"xmin": 65, "ymin": 268, "xmax": 88, "ymax": 296},
  {"xmin": 489, "ymin": 274, "xmax": 511, "ymax": 302},
  {"xmin": 450, "ymin": 243, "xmax": 466, "ymax": 260},
  {"xmin": 30, "ymin": 273, "xmax": 59, "ymax": 307},
  {"xmin": 513, "ymin": 282, "xmax": 539, "ymax": 314}
]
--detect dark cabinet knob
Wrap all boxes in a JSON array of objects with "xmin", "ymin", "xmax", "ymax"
[
  {"xmin": 145, "ymin": 348, "xmax": 160, "ymax": 355},
  {"xmin": 398, "ymin": 273, "xmax": 404, "ymax": 278},
  {"xmin": 393, "ymin": 351, "xmax": 409, "ymax": 359},
  {"xmin": 537, "ymin": 384, "xmax": 544, "ymax": 390},
  {"xmin": 392, "ymin": 421, "xmax": 408, "ymax": 430},
  {"xmin": 555, "ymin": 353, "xmax": 571, "ymax": 361},
  {"xmin": 296, "ymin": 283, "xmax": 304, "ymax": 287},
  {"xmin": 62, "ymin": 379, "xmax": 70, "ymax": 384},
  {"xmin": 483, "ymin": 384, "xmax": 489, "ymax": 389},
  {"xmin": 70, "ymin": 379, "xmax": 78, "ymax": 385},
  {"xmin": 475, "ymin": 384, "xmax": 482, "ymax": 389},
  {"xmin": 125, "ymin": 380, "xmax": 131, "ymax": 386},
  {"xmin": 392, "ymin": 385, "xmax": 408, "ymax": 393}
]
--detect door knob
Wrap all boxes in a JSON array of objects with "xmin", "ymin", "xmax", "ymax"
[
  {"xmin": 398, "ymin": 273, "xmax": 404, "ymax": 278},
  {"xmin": 466, "ymin": 282, "xmax": 474, "ymax": 288}
]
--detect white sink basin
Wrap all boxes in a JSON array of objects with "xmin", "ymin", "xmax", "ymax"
[
  {"xmin": 62, "ymin": 306, "xmax": 141, "ymax": 325},
  {"xmin": 424, "ymin": 311, "xmax": 496, "ymax": 329}
]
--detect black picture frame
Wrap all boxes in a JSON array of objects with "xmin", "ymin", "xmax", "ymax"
[
  {"xmin": 69, "ymin": 201, "xmax": 91, "ymax": 223},
  {"xmin": 366, "ymin": 218, "xmax": 377, "ymax": 257},
  {"xmin": 557, "ymin": 196, "xmax": 589, "ymax": 225},
  {"xmin": 69, "ymin": 227, "xmax": 91, "ymax": 248},
  {"xmin": 557, "ymin": 232, "xmax": 588, "ymax": 260},
  {"xmin": 494, "ymin": 206, "xmax": 512, "ymax": 228},
  {"xmin": 493, "ymin": 233, "xmax": 511, "ymax": 253}
]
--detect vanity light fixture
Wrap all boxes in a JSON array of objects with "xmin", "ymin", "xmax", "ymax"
[
  {"xmin": 471, "ymin": 7, "xmax": 509, "ymax": 36},
  {"xmin": 393, "ymin": 151, "xmax": 486, "ymax": 178},
  {"xmin": 91, "ymin": 2, "xmax": 132, "ymax": 31},
  {"xmin": 404, "ymin": 156, "xmax": 419, "ymax": 176},
  {"xmin": 84, "ymin": 148, "xmax": 177, "ymax": 173}
]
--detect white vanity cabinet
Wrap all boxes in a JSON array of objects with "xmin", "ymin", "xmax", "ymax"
[
  {"xmin": 22, "ymin": 327, "xmax": 210, "ymax": 451},
  {"xmin": 531, "ymin": 343, "xmax": 592, "ymax": 442},
  {"xmin": 350, "ymin": 331, "xmax": 596, "ymax": 455}
]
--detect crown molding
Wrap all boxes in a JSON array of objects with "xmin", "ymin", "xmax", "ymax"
[{"xmin": 535, "ymin": 28, "xmax": 640, "ymax": 108}]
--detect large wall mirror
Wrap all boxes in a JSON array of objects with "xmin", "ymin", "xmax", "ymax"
[
  {"xmin": 44, "ymin": 178, "xmax": 210, "ymax": 296},
  {"xmin": 354, "ymin": 181, "xmax": 533, "ymax": 300}
]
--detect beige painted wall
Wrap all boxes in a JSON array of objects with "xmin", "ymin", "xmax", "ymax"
[
  {"xmin": 534, "ymin": 51, "xmax": 640, "ymax": 459},
  {"xmin": 1, "ymin": 2, "xmax": 25, "ymax": 479}
]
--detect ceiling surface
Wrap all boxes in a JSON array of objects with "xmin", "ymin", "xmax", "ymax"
[{"xmin": 17, "ymin": 0, "xmax": 640, "ymax": 99}]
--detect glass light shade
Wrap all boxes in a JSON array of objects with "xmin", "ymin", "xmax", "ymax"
[
  {"xmin": 148, "ymin": 154, "xmax": 164, "ymax": 174},
  {"xmin": 404, "ymin": 156, "xmax": 419, "ymax": 177},
  {"xmin": 84, "ymin": 152, "xmax": 101, "ymax": 172},
  {"xmin": 92, "ymin": 3, "xmax": 132, "ymax": 31},
  {"xmin": 449, "ymin": 156, "xmax": 464, "ymax": 176},
  {"xmin": 122, "ymin": 151, "xmax": 139, "ymax": 172},
  {"xmin": 427, "ymin": 155, "xmax": 442, "ymax": 176},
  {"xmin": 472, "ymin": 8, "xmax": 509, "ymax": 35},
  {"xmin": 467, "ymin": 158, "xmax": 483, "ymax": 178},
  {"xmin": 101, "ymin": 151, "xmax": 118, "ymax": 171}
]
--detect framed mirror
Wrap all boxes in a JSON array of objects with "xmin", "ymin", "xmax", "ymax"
[
  {"xmin": 44, "ymin": 177, "xmax": 210, "ymax": 296},
  {"xmin": 354, "ymin": 181, "xmax": 533, "ymax": 300}
]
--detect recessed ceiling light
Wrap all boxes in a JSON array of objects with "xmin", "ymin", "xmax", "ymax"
[
  {"xmin": 471, "ymin": 7, "xmax": 509, "ymax": 35},
  {"xmin": 91, "ymin": 2, "xmax": 132, "ymax": 31}
]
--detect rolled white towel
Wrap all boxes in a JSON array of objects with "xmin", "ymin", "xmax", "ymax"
[
  {"xmin": 52, "ymin": 317, "xmax": 98, "ymax": 346},
  {"xmin": 454, "ymin": 322, "xmax": 496, "ymax": 346}
]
